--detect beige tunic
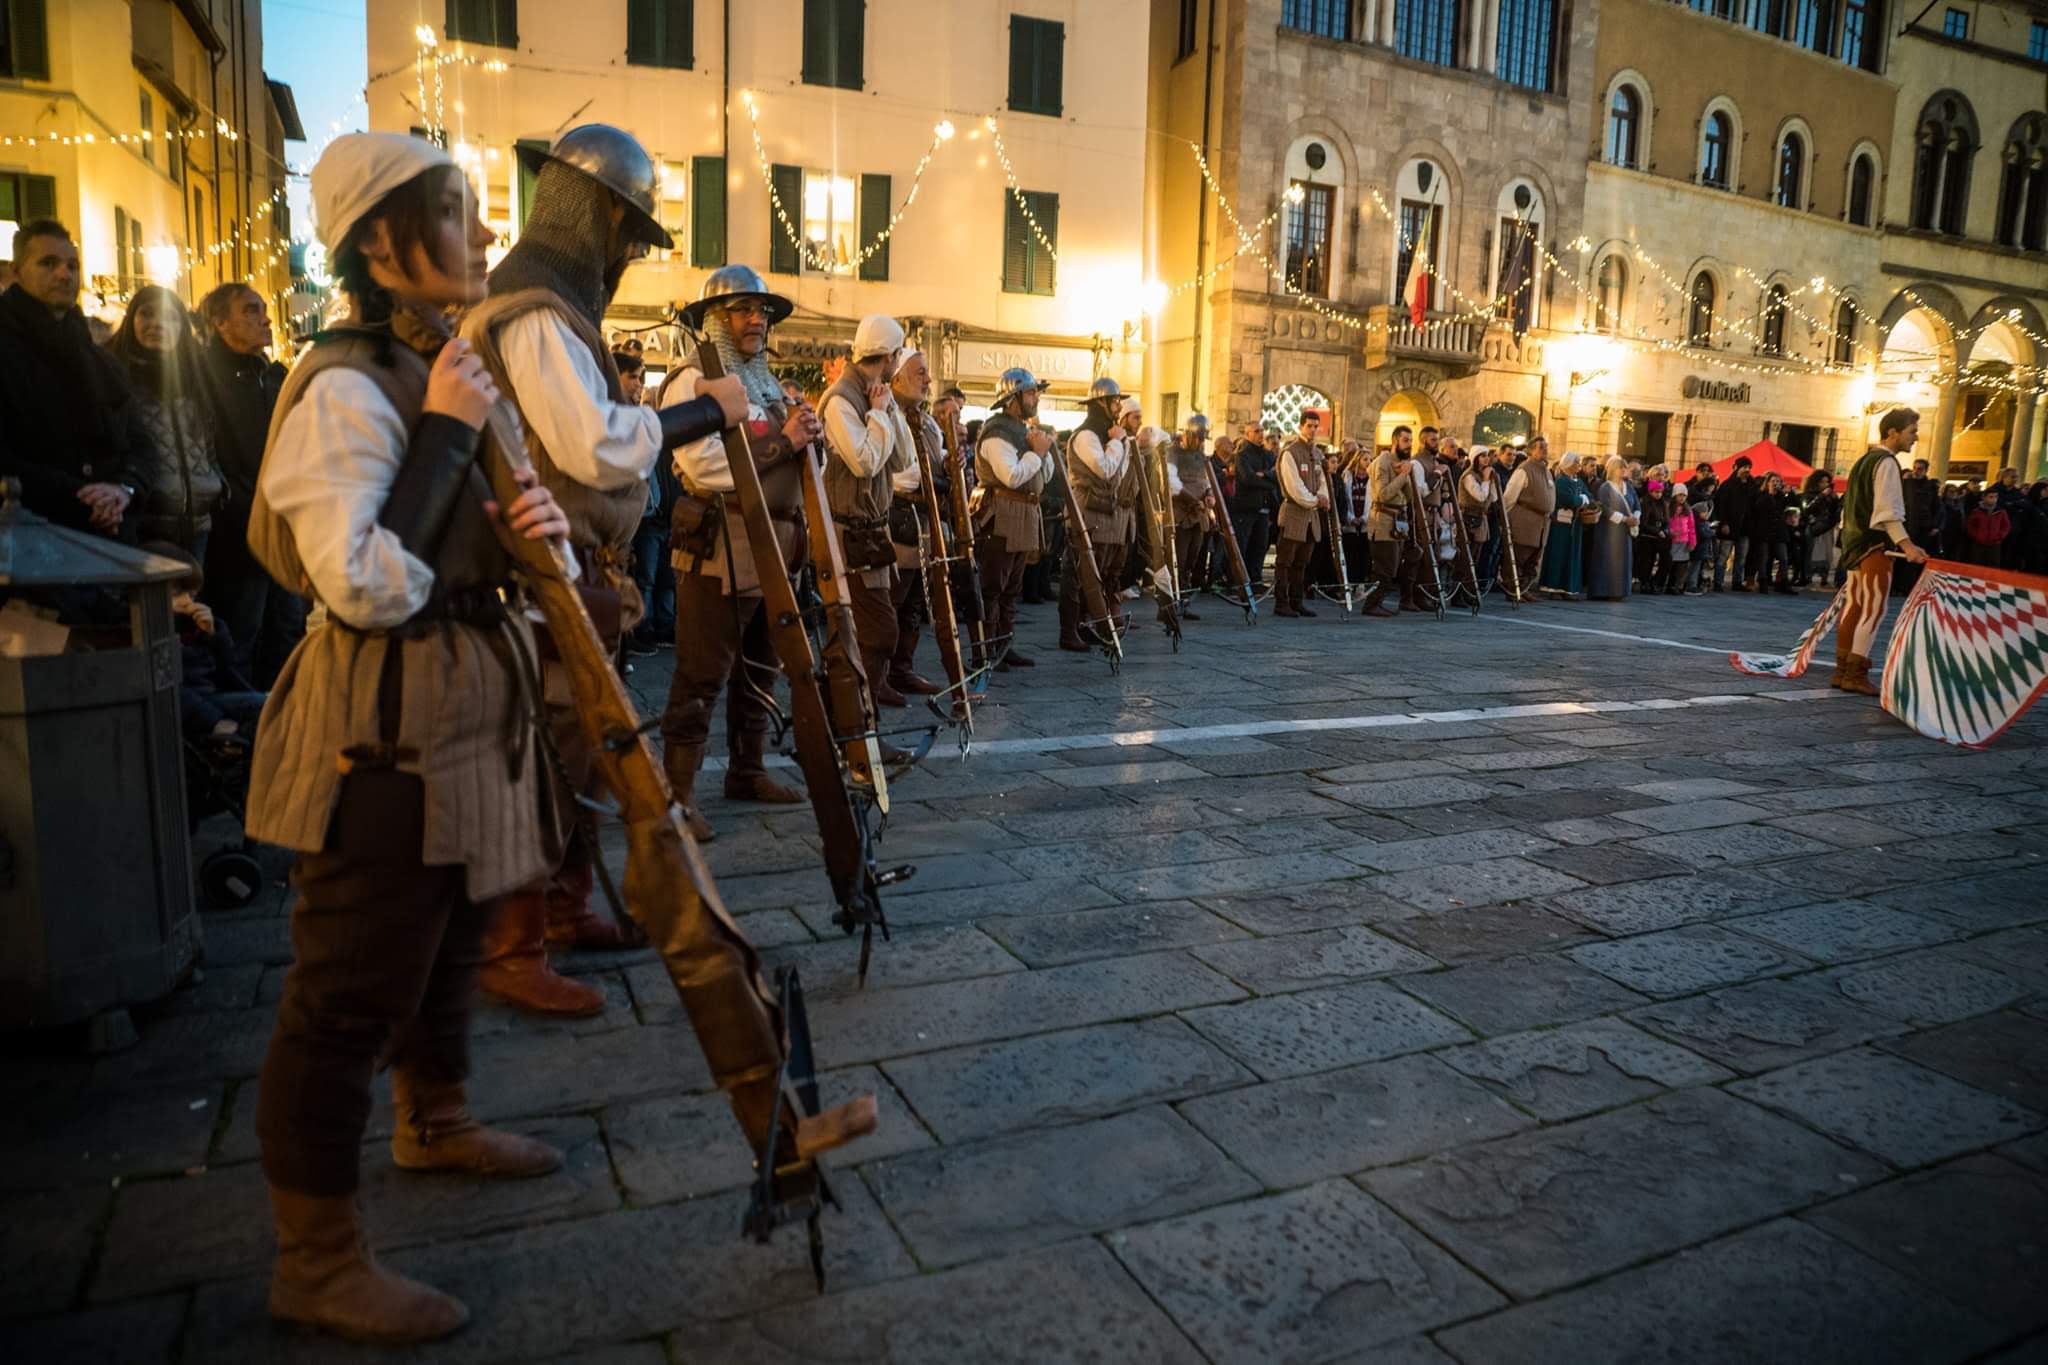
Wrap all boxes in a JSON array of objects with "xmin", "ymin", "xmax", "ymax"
[{"xmin": 1277, "ymin": 439, "xmax": 1326, "ymax": 543}]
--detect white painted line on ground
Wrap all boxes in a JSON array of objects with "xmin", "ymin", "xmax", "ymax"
[{"xmin": 701, "ymin": 688, "xmax": 1842, "ymax": 769}]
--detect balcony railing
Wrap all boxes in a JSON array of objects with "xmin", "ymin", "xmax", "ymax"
[{"xmin": 1364, "ymin": 306, "xmax": 1486, "ymax": 369}]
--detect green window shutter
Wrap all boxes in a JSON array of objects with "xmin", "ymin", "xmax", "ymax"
[
  {"xmin": 690, "ymin": 155, "xmax": 726, "ymax": 267},
  {"xmin": 628, "ymin": 0, "xmax": 693, "ymax": 68},
  {"xmin": 1009, "ymin": 17, "xmax": 1063, "ymax": 117},
  {"xmin": 803, "ymin": 0, "xmax": 862, "ymax": 90},
  {"xmin": 26, "ymin": 173, "xmax": 56, "ymax": 222},
  {"xmin": 1002, "ymin": 193, "xmax": 1029, "ymax": 293},
  {"xmin": 7, "ymin": 0, "xmax": 50, "ymax": 80},
  {"xmin": 768, "ymin": 162, "xmax": 802, "ymax": 274},
  {"xmin": 857, "ymin": 172, "xmax": 890, "ymax": 282},
  {"xmin": 1030, "ymin": 191, "xmax": 1058, "ymax": 295},
  {"xmin": 446, "ymin": 0, "xmax": 517, "ymax": 48},
  {"xmin": 114, "ymin": 207, "xmax": 129, "ymax": 288},
  {"xmin": 515, "ymin": 137, "xmax": 549, "ymax": 229},
  {"xmin": 130, "ymin": 217, "xmax": 143, "ymax": 283}
]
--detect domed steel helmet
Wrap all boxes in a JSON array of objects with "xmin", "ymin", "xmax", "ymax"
[
  {"xmin": 1182, "ymin": 413, "xmax": 1212, "ymax": 436},
  {"xmin": 516, "ymin": 124, "xmax": 670, "ymax": 249},
  {"xmin": 1087, "ymin": 376, "xmax": 1123, "ymax": 405},
  {"xmin": 990, "ymin": 366, "xmax": 1050, "ymax": 410},
  {"xmin": 677, "ymin": 263, "xmax": 795, "ymax": 329}
]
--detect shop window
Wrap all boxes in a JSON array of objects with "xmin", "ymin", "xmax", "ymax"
[
  {"xmin": 1002, "ymin": 189, "xmax": 1058, "ymax": 296},
  {"xmin": 802, "ymin": 0, "xmax": 863, "ymax": 91},
  {"xmin": 1008, "ymin": 16, "xmax": 1064, "ymax": 118},
  {"xmin": 627, "ymin": 0, "xmax": 693, "ymax": 69},
  {"xmin": 1619, "ymin": 409, "xmax": 1669, "ymax": 464},
  {"xmin": 445, "ymin": 0, "xmax": 516, "ymax": 49},
  {"xmin": 1607, "ymin": 85, "xmax": 1642, "ymax": 168}
]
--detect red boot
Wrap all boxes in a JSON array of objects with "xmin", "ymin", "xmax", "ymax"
[
  {"xmin": 542, "ymin": 855, "xmax": 645, "ymax": 952},
  {"xmin": 477, "ymin": 889, "xmax": 606, "ymax": 1017}
]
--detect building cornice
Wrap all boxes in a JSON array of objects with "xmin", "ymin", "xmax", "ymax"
[
  {"xmin": 1899, "ymin": 23, "xmax": 2048, "ymax": 75},
  {"xmin": 1635, "ymin": 0, "xmax": 1899, "ymax": 93},
  {"xmin": 1272, "ymin": 25, "xmax": 1576, "ymax": 109},
  {"xmin": 1587, "ymin": 160, "xmax": 1886, "ymax": 240}
]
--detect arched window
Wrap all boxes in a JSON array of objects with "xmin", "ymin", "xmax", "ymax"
[
  {"xmin": 1776, "ymin": 132, "xmax": 1805, "ymax": 209},
  {"xmin": 1284, "ymin": 138, "xmax": 1340, "ymax": 297},
  {"xmin": 1701, "ymin": 110, "xmax": 1733, "ymax": 189},
  {"xmin": 1912, "ymin": 94, "xmax": 1978, "ymax": 236},
  {"xmin": 1607, "ymin": 86, "xmax": 1642, "ymax": 168},
  {"xmin": 1688, "ymin": 272, "xmax": 1717, "ymax": 346},
  {"xmin": 1847, "ymin": 153, "xmax": 1876, "ymax": 226},
  {"xmin": 1393, "ymin": 159, "xmax": 1447, "ymax": 315},
  {"xmin": 1494, "ymin": 181, "xmax": 1544, "ymax": 332},
  {"xmin": 1759, "ymin": 284, "xmax": 1788, "ymax": 355},
  {"xmin": 1594, "ymin": 255, "xmax": 1627, "ymax": 333},
  {"xmin": 1832, "ymin": 299, "xmax": 1858, "ymax": 365},
  {"xmin": 1996, "ymin": 115, "xmax": 2048, "ymax": 252}
]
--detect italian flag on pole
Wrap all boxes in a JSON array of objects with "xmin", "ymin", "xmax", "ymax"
[{"xmin": 1402, "ymin": 202, "xmax": 1434, "ymax": 327}]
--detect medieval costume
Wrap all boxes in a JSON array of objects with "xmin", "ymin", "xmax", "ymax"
[
  {"xmin": 1170, "ymin": 416, "xmax": 1213, "ymax": 619},
  {"xmin": 885, "ymin": 353, "xmax": 946, "ymax": 697},
  {"xmin": 1539, "ymin": 455, "xmax": 1590, "ymax": 596},
  {"xmin": 1832, "ymin": 434, "xmax": 1923, "ymax": 693},
  {"xmin": 1500, "ymin": 449, "xmax": 1555, "ymax": 602},
  {"xmin": 1059, "ymin": 379, "xmax": 1133, "ymax": 650},
  {"xmin": 1363, "ymin": 447, "xmax": 1414, "ymax": 616},
  {"xmin": 821, "ymin": 314, "xmax": 916, "ymax": 704},
  {"xmin": 247, "ymin": 131, "xmax": 572, "ymax": 1345},
  {"xmin": 973, "ymin": 367, "xmax": 1053, "ymax": 669},
  {"xmin": 1272, "ymin": 423, "xmax": 1327, "ymax": 617},
  {"xmin": 1586, "ymin": 460, "xmax": 1634, "ymax": 600}
]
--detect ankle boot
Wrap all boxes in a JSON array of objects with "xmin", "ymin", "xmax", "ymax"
[
  {"xmin": 662, "ymin": 742, "xmax": 716, "ymax": 843},
  {"xmin": 389, "ymin": 1071, "xmax": 563, "ymax": 1178},
  {"xmin": 1294, "ymin": 577, "xmax": 1317, "ymax": 616},
  {"xmin": 542, "ymin": 858, "xmax": 645, "ymax": 952},
  {"xmin": 724, "ymin": 728, "xmax": 803, "ymax": 804},
  {"xmin": 1837, "ymin": 651, "xmax": 1880, "ymax": 696},
  {"xmin": 476, "ymin": 891, "xmax": 606, "ymax": 1018},
  {"xmin": 1058, "ymin": 587, "xmax": 1089, "ymax": 650},
  {"xmin": 267, "ymin": 1186, "xmax": 468, "ymax": 1344}
]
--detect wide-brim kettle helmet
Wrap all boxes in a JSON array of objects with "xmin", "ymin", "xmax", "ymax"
[
  {"xmin": 677, "ymin": 263, "xmax": 795, "ymax": 330},
  {"xmin": 1181, "ymin": 413, "xmax": 1212, "ymax": 436},
  {"xmin": 1088, "ymin": 376, "xmax": 1123, "ymax": 406},
  {"xmin": 990, "ymin": 366, "xmax": 1050, "ymax": 410},
  {"xmin": 515, "ymin": 124, "xmax": 671, "ymax": 249}
]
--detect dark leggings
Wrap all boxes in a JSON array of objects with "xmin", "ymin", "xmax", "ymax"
[{"xmin": 257, "ymin": 769, "xmax": 490, "ymax": 1195}]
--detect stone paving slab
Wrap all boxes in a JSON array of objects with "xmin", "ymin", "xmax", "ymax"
[
  {"xmin": 1435, "ymin": 1218, "xmax": 2002, "ymax": 1365},
  {"xmin": 1627, "ymin": 977, "xmax": 1906, "ymax": 1074},
  {"xmin": 1548, "ymin": 869, "xmax": 1811, "ymax": 937},
  {"xmin": 1801, "ymin": 1154, "xmax": 2048, "ymax": 1337},
  {"xmin": 1109, "ymin": 1179, "xmax": 1506, "ymax": 1364},
  {"xmin": 1568, "ymin": 923, "xmax": 1812, "ymax": 998},
  {"xmin": 1727, "ymin": 900, "xmax": 1960, "ymax": 963},
  {"xmin": 980, "ymin": 899, "xmax": 1248, "ymax": 967},
  {"xmin": 1812, "ymin": 950, "xmax": 2036, "ymax": 1028},
  {"xmin": 1365, "ymin": 857, "xmax": 1589, "ymax": 913},
  {"xmin": 1879, "ymin": 1009, "xmax": 2048, "ymax": 1113},
  {"xmin": 1731, "ymin": 1048, "xmax": 2045, "ymax": 1168},
  {"xmin": 1377, "ymin": 902, "xmax": 1606, "ymax": 962},
  {"xmin": 1363, "ymin": 1088, "xmax": 1885, "ymax": 1298},
  {"xmin": 1105, "ymin": 851, "xmax": 1363, "ymax": 903},
  {"xmin": 1334, "ymin": 828, "xmax": 1557, "ymax": 873},
  {"xmin": 1182, "ymin": 979, "xmax": 1471, "ymax": 1080},
  {"xmin": 1195, "ymin": 881, "xmax": 1425, "ymax": 934},
  {"xmin": 1435, "ymin": 1018, "xmax": 1734, "ymax": 1121},
  {"xmin": 1190, "ymin": 926, "xmax": 1439, "ymax": 993},
  {"xmin": 1395, "ymin": 953, "xmax": 1651, "ymax": 1036},
  {"xmin": 863, "ymin": 1106, "xmax": 1259, "ymax": 1268},
  {"xmin": 1177, "ymin": 1054, "xmax": 1533, "ymax": 1186},
  {"xmin": 672, "ymin": 1240, "xmax": 1206, "ymax": 1365}
]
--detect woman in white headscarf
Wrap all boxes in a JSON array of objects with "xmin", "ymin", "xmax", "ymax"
[{"xmin": 242, "ymin": 133, "xmax": 571, "ymax": 1344}]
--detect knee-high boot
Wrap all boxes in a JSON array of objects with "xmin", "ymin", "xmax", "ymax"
[{"xmin": 476, "ymin": 889, "xmax": 606, "ymax": 1017}]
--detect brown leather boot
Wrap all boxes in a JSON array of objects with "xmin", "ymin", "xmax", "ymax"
[
  {"xmin": 542, "ymin": 858, "xmax": 645, "ymax": 952},
  {"xmin": 1837, "ymin": 651, "xmax": 1880, "ymax": 696},
  {"xmin": 476, "ymin": 891, "xmax": 606, "ymax": 1018},
  {"xmin": 662, "ymin": 742, "xmax": 716, "ymax": 843},
  {"xmin": 389, "ymin": 1071, "xmax": 563, "ymax": 1179},
  {"xmin": 267, "ymin": 1186, "xmax": 468, "ymax": 1344},
  {"xmin": 724, "ymin": 727, "xmax": 803, "ymax": 804}
]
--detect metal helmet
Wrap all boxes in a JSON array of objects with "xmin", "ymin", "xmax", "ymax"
[
  {"xmin": 1087, "ymin": 376, "xmax": 1123, "ymax": 405},
  {"xmin": 990, "ymin": 366, "xmax": 1050, "ymax": 411},
  {"xmin": 516, "ymin": 124, "xmax": 670, "ymax": 249},
  {"xmin": 1182, "ymin": 413, "xmax": 1212, "ymax": 437},
  {"xmin": 677, "ymin": 263, "xmax": 795, "ymax": 330}
]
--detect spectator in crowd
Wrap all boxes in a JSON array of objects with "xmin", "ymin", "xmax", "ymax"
[
  {"xmin": 145, "ymin": 542, "xmax": 266, "ymax": 746},
  {"xmin": 1714, "ymin": 455, "xmax": 1755, "ymax": 590},
  {"xmin": 1231, "ymin": 422, "xmax": 1279, "ymax": 586},
  {"xmin": 1745, "ymin": 471, "xmax": 1797, "ymax": 593},
  {"xmin": 1685, "ymin": 486, "xmax": 1715, "ymax": 596},
  {"xmin": 2020, "ymin": 482, "xmax": 2048, "ymax": 573},
  {"xmin": 1539, "ymin": 450, "xmax": 1590, "ymax": 597},
  {"xmin": 619, "ymin": 351, "xmax": 677, "ymax": 657},
  {"xmin": 106, "ymin": 285, "xmax": 226, "ymax": 559},
  {"xmin": 196, "ymin": 282, "xmax": 300, "ymax": 686},
  {"xmin": 1636, "ymin": 476, "xmax": 1673, "ymax": 593},
  {"xmin": 1994, "ymin": 467, "xmax": 2028, "ymax": 567},
  {"xmin": 1665, "ymin": 482, "xmax": 1697, "ymax": 594},
  {"xmin": 1964, "ymin": 486, "xmax": 2011, "ymax": 568},
  {"xmin": 1936, "ymin": 481, "xmax": 1970, "ymax": 560},
  {"xmin": 1800, "ymin": 468, "xmax": 1841, "ymax": 587},
  {"xmin": 0, "ymin": 219, "xmax": 152, "ymax": 536},
  {"xmin": 1897, "ymin": 457, "xmax": 1940, "ymax": 594},
  {"xmin": 1688, "ymin": 460, "xmax": 1719, "ymax": 508},
  {"xmin": 1586, "ymin": 455, "xmax": 1632, "ymax": 601}
]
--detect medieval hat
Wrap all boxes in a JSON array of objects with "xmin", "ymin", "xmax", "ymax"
[
  {"xmin": 678, "ymin": 263, "xmax": 795, "ymax": 329},
  {"xmin": 991, "ymin": 366, "xmax": 1050, "ymax": 410},
  {"xmin": 516, "ymin": 124, "xmax": 670, "ymax": 249},
  {"xmin": 311, "ymin": 132, "xmax": 455, "ymax": 254}
]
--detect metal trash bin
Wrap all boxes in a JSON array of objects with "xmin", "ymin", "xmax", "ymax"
[{"xmin": 0, "ymin": 480, "xmax": 200, "ymax": 1034}]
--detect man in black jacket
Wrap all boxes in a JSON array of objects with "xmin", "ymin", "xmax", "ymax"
[
  {"xmin": 1897, "ymin": 457, "xmax": 1939, "ymax": 594},
  {"xmin": 1712, "ymin": 456, "xmax": 1755, "ymax": 590},
  {"xmin": 1232, "ymin": 422, "xmax": 1280, "ymax": 586},
  {"xmin": 196, "ymin": 282, "xmax": 300, "ymax": 685},
  {"xmin": 0, "ymin": 220, "xmax": 150, "ymax": 537}
]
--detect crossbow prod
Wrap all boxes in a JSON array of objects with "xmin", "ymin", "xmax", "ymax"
[
  {"xmin": 1207, "ymin": 469, "xmax": 1267, "ymax": 626},
  {"xmin": 473, "ymin": 424, "xmax": 875, "ymax": 1289},
  {"xmin": 1056, "ymin": 444, "xmax": 1125, "ymax": 672},
  {"xmin": 1133, "ymin": 443, "xmax": 1184, "ymax": 652},
  {"xmin": 694, "ymin": 338, "xmax": 914, "ymax": 986}
]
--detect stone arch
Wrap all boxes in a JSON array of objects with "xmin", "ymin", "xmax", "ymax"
[
  {"xmin": 1769, "ymin": 115, "xmax": 1816, "ymax": 211},
  {"xmin": 1875, "ymin": 282, "xmax": 1967, "ymax": 365},
  {"xmin": 1360, "ymin": 365, "xmax": 1453, "ymax": 449},
  {"xmin": 1601, "ymin": 67, "xmax": 1654, "ymax": 170},
  {"xmin": 1472, "ymin": 401, "xmax": 1533, "ymax": 448},
  {"xmin": 1261, "ymin": 383, "xmax": 1333, "ymax": 437},
  {"xmin": 1966, "ymin": 296, "xmax": 2044, "ymax": 368}
]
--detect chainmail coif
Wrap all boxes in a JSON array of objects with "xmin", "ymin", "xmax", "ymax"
[
  {"xmin": 488, "ymin": 160, "xmax": 616, "ymax": 330},
  {"xmin": 701, "ymin": 308, "xmax": 786, "ymax": 416}
]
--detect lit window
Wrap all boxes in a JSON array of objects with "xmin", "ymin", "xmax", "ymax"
[{"xmin": 801, "ymin": 170, "xmax": 856, "ymax": 272}]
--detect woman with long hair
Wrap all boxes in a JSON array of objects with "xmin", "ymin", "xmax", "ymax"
[
  {"xmin": 1800, "ymin": 468, "xmax": 1842, "ymax": 586},
  {"xmin": 106, "ymin": 284, "xmax": 226, "ymax": 556},
  {"xmin": 241, "ymin": 133, "xmax": 570, "ymax": 1344}
]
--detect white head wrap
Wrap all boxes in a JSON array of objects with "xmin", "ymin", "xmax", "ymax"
[{"xmin": 311, "ymin": 132, "xmax": 456, "ymax": 255}]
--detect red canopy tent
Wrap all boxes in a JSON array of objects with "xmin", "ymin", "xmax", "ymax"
[{"xmin": 1671, "ymin": 439, "xmax": 1833, "ymax": 490}]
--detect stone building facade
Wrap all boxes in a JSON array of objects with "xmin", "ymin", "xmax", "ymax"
[{"xmin": 1144, "ymin": 0, "xmax": 1599, "ymax": 447}]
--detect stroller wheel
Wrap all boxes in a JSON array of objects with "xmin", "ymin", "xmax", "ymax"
[{"xmin": 199, "ymin": 849, "xmax": 263, "ymax": 910}]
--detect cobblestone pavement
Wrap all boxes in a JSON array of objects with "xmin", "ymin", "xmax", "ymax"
[{"xmin": 7, "ymin": 586, "xmax": 2047, "ymax": 1364}]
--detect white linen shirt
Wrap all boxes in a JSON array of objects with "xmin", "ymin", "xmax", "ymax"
[
  {"xmin": 1278, "ymin": 450, "xmax": 1320, "ymax": 509},
  {"xmin": 498, "ymin": 310, "xmax": 660, "ymax": 491},
  {"xmin": 823, "ymin": 392, "xmax": 914, "ymax": 481},
  {"xmin": 1069, "ymin": 427, "xmax": 1128, "ymax": 482},
  {"xmin": 977, "ymin": 434, "xmax": 1042, "ymax": 489}
]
